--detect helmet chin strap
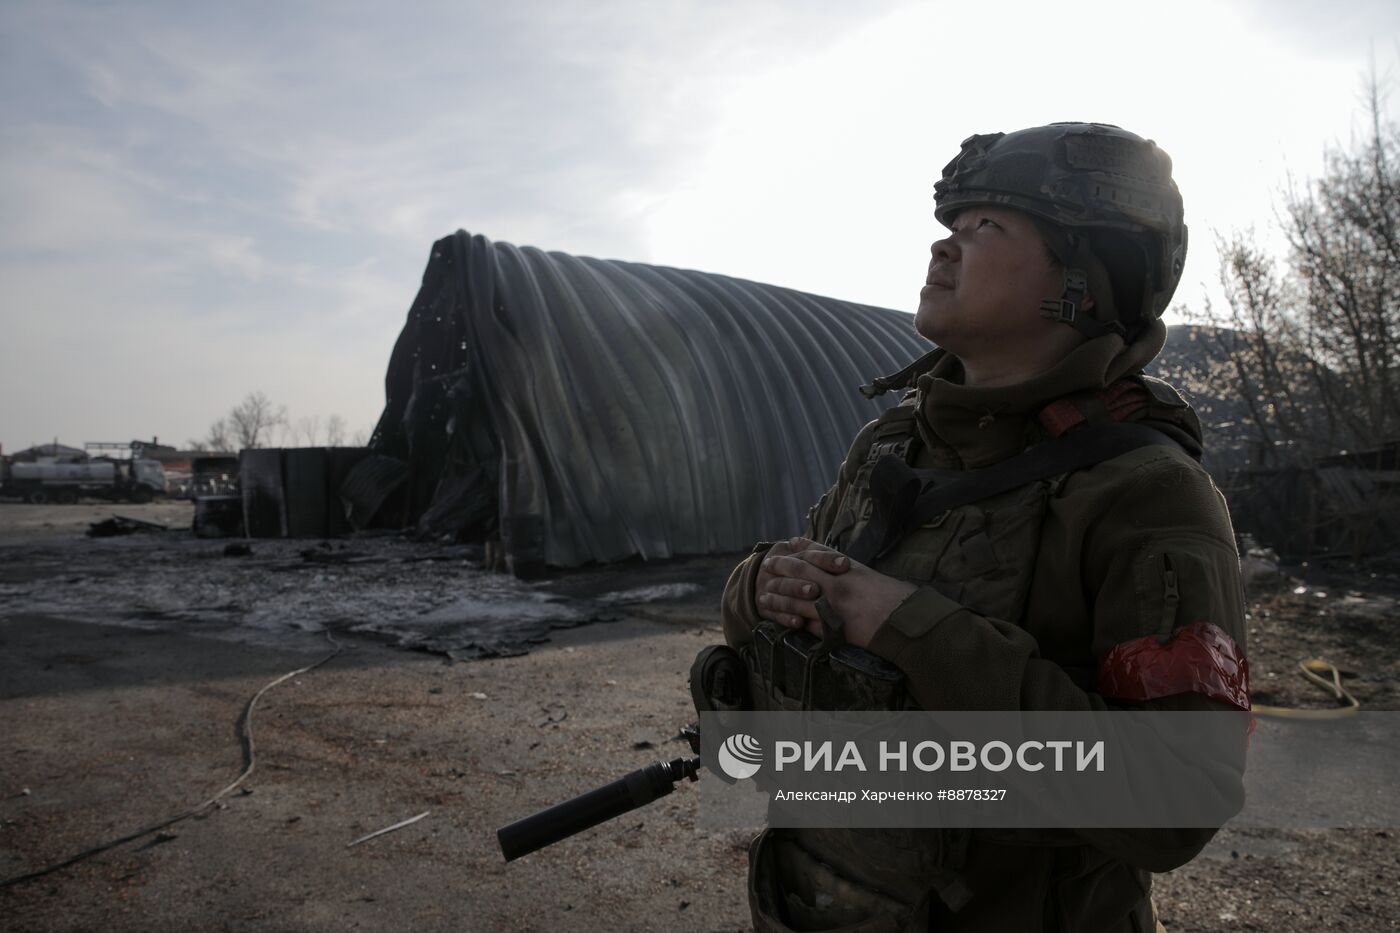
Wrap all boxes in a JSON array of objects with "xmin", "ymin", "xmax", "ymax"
[{"xmin": 1038, "ymin": 239, "xmax": 1126, "ymax": 340}]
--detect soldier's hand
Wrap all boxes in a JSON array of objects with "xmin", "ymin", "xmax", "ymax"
[
  {"xmin": 758, "ymin": 552, "xmax": 915, "ymax": 649},
  {"xmin": 754, "ymin": 537, "xmax": 849, "ymax": 627}
]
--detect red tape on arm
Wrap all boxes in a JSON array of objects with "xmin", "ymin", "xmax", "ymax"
[{"xmin": 1097, "ymin": 621, "xmax": 1251, "ymax": 711}]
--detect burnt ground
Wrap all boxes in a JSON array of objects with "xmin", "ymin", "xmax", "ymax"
[
  {"xmin": 0, "ymin": 503, "xmax": 1397, "ymax": 931},
  {"xmin": 1150, "ymin": 567, "xmax": 1400, "ymax": 931}
]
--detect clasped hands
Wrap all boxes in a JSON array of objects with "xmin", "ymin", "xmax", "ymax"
[{"xmin": 754, "ymin": 536, "xmax": 916, "ymax": 649}]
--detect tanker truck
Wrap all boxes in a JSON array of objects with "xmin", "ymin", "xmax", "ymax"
[{"xmin": 0, "ymin": 458, "xmax": 166, "ymax": 504}]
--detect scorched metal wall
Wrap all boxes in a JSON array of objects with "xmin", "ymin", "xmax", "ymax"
[{"xmin": 369, "ymin": 231, "xmax": 929, "ymax": 569}]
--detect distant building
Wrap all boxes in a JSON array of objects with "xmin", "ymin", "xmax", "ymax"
[
  {"xmin": 130, "ymin": 438, "xmax": 232, "ymax": 472},
  {"xmin": 9, "ymin": 442, "xmax": 87, "ymax": 463}
]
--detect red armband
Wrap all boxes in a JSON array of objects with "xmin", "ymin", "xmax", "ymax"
[{"xmin": 1097, "ymin": 621, "xmax": 1251, "ymax": 711}]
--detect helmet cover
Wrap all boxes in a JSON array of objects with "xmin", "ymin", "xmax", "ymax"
[{"xmin": 933, "ymin": 123, "xmax": 1187, "ymax": 328}]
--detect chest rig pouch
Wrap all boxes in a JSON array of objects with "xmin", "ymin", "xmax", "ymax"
[
  {"xmin": 741, "ymin": 621, "xmax": 909, "ymax": 711},
  {"xmin": 832, "ymin": 414, "xmax": 1187, "ymax": 629},
  {"xmin": 819, "ymin": 400, "xmax": 1057, "ymax": 627},
  {"xmin": 821, "ymin": 401, "xmax": 921, "ymax": 556}
]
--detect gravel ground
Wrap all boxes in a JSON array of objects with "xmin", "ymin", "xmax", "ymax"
[{"xmin": 0, "ymin": 502, "xmax": 1396, "ymax": 931}]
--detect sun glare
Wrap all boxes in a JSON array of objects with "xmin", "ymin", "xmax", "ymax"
[{"xmin": 642, "ymin": 0, "xmax": 1374, "ymax": 321}]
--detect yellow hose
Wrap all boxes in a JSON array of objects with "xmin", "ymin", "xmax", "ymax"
[{"xmin": 1252, "ymin": 658, "xmax": 1360, "ymax": 719}]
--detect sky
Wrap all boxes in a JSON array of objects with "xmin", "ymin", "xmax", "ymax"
[{"xmin": 2, "ymin": 0, "xmax": 1398, "ymax": 453}]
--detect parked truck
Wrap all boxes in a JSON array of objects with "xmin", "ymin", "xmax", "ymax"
[{"xmin": 0, "ymin": 458, "xmax": 166, "ymax": 504}]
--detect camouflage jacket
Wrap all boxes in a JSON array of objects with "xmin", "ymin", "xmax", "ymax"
[{"xmin": 721, "ymin": 320, "xmax": 1248, "ymax": 932}]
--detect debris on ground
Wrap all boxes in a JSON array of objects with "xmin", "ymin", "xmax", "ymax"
[
  {"xmin": 86, "ymin": 515, "xmax": 170, "ymax": 537},
  {"xmin": 1241, "ymin": 546, "xmax": 1285, "ymax": 591},
  {"xmin": 537, "ymin": 703, "xmax": 567, "ymax": 725},
  {"xmin": 299, "ymin": 543, "xmax": 385, "ymax": 565},
  {"xmin": 193, "ymin": 495, "xmax": 244, "ymax": 539},
  {"xmin": 347, "ymin": 811, "xmax": 430, "ymax": 848}
]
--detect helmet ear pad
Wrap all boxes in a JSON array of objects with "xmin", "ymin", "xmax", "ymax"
[
  {"xmin": 1085, "ymin": 230, "xmax": 1149, "ymax": 339},
  {"xmin": 1030, "ymin": 217, "xmax": 1141, "ymax": 341}
]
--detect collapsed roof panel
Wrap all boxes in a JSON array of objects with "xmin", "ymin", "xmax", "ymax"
[{"xmin": 369, "ymin": 231, "xmax": 929, "ymax": 570}]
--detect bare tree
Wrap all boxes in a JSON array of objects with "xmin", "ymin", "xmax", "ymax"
[
  {"xmin": 228, "ymin": 392, "xmax": 286, "ymax": 449},
  {"xmin": 1193, "ymin": 74, "xmax": 1400, "ymax": 465},
  {"xmin": 324, "ymin": 414, "xmax": 347, "ymax": 447},
  {"xmin": 194, "ymin": 402, "xmax": 353, "ymax": 453},
  {"xmin": 202, "ymin": 417, "xmax": 235, "ymax": 454},
  {"xmin": 1279, "ymin": 77, "xmax": 1400, "ymax": 453},
  {"xmin": 291, "ymin": 414, "xmax": 321, "ymax": 447},
  {"xmin": 1182, "ymin": 238, "xmax": 1334, "ymax": 467},
  {"xmin": 1184, "ymin": 73, "xmax": 1400, "ymax": 559}
]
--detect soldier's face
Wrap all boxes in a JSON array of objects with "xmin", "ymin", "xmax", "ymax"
[{"xmin": 915, "ymin": 206, "xmax": 1074, "ymax": 362}]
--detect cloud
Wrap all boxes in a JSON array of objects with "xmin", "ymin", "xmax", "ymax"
[
  {"xmin": 1, "ymin": 0, "xmax": 1395, "ymax": 450},
  {"xmin": 1233, "ymin": 0, "xmax": 1400, "ymax": 58}
]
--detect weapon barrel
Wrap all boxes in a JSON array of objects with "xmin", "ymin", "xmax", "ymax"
[{"xmin": 496, "ymin": 756, "xmax": 700, "ymax": 861}]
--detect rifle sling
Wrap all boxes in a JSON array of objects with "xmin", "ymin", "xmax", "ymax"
[{"xmin": 845, "ymin": 422, "xmax": 1184, "ymax": 564}]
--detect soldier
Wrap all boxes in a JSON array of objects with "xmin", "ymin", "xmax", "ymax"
[{"xmin": 720, "ymin": 123, "xmax": 1249, "ymax": 932}]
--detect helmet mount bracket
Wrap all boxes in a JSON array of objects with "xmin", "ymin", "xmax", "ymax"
[{"xmin": 1040, "ymin": 268, "xmax": 1127, "ymax": 341}]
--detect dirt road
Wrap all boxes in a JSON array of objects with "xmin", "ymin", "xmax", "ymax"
[{"xmin": 0, "ymin": 503, "xmax": 1396, "ymax": 931}]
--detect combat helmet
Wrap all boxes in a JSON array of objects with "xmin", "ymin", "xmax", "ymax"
[{"xmin": 933, "ymin": 122, "xmax": 1187, "ymax": 340}]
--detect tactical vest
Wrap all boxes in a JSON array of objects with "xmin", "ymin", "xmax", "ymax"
[{"xmin": 739, "ymin": 373, "xmax": 1200, "ymax": 931}]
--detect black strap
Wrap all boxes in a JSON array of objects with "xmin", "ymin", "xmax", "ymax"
[
  {"xmin": 845, "ymin": 422, "xmax": 1184, "ymax": 564},
  {"xmin": 858, "ymin": 348, "xmax": 943, "ymax": 399}
]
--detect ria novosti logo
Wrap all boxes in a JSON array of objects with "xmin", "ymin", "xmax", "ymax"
[{"xmin": 717, "ymin": 733, "xmax": 764, "ymax": 780}]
